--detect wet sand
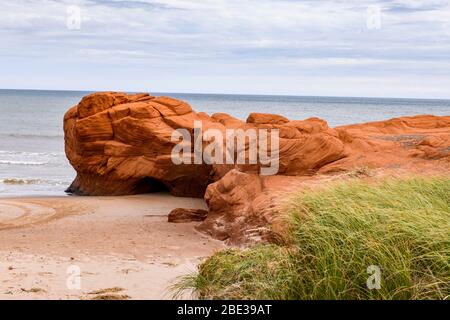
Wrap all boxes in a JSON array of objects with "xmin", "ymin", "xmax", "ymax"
[{"xmin": 0, "ymin": 194, "xmax": 224, "ymax": 300}]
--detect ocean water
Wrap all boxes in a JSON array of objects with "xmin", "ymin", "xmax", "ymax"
[{"xmin": 0, "ymin": 89, "xmax": 449, "ymax": 196}]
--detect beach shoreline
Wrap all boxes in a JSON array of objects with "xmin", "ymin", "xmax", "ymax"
[{"xmin": 0, "ymin": 194, "xmax": 224, "ymax": 300}]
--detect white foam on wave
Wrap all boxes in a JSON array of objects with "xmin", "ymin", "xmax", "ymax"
[
  {"xmin": 0, "ymin": 160, "xmax": 47, "ymax": 166},
  {"xmin": 0, "ymin": 150, "xmax": 66, "ymax": 166},
  {"xmin": 0, "ymin": 150, "xmax": 63, "ymax": 157}
]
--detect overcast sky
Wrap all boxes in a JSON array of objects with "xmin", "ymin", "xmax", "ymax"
[{"xmin": 1, "ymin": 0, "xmax": 450, "ymax": 98}]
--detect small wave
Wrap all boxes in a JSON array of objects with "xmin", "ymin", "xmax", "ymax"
[
  {"xmin": 0, "ymin": 133, "xmax": 63, "ymax": 139},
  {"xmin": 1, "ymin": 178, "xmax": 43, "ymax": 185},
  {"xmin": 0, "ymin": 160, "xmax": 47, "ymax": 166},
  {"xmin": 0, "ymin": 150, "xmax": 63, "ymax": 157},
  {"xmin": 0, "ymin": 150, "xmax": 64, "ymax": 166},
  {"xmin": 0, "ymin": 178, "xmax": 69, "ymax": 185}
]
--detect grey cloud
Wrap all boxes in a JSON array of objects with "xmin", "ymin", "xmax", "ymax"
[{"xmin": 0, "ymin": 0, "xmax": 449, "ymax": 97}]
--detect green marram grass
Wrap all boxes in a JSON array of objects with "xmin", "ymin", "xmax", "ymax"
[{"xmin": 174, "ymin": 177, "xmax": 450, "ymax": 300}]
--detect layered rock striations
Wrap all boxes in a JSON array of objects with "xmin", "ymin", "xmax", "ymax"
[{"xmin": 64, "ymin": 92, "xmax": 450, "ymax": 244}]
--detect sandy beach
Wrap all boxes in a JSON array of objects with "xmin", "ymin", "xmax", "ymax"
[{"xmin": 0, "ymin": 194, "xmax": 224, "ymax": 300}]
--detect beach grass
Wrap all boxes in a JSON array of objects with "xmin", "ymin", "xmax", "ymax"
[{"xmin": 174, "ymin": 176, "xmax": 450, "ymax": 300}]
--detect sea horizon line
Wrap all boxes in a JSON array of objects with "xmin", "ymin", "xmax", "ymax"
[{"xmin": 1, "ymin": 88, "xmax": 450, "ymax": 102}]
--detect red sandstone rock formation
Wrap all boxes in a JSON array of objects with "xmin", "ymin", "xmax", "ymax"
[
  {"xmin": 64, "ymin": 92, "xmax": 216, "ymax": 197},
  {"xmin": 168, "ymin": 208, "xmax": 208, "ymax": 223},
  {"xmin": 64, "ymin": 92, "xmax": 450, "ymax": 244}
]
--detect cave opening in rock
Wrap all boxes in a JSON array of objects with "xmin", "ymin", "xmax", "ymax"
[{"xmin": 134, "ymin": 177, "xmax": 170, "ymax": 194}]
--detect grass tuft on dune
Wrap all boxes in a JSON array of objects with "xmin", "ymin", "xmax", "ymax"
[{"xmin": 175, "ymin": 177, "xmax": 450, "ymax": 300}]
